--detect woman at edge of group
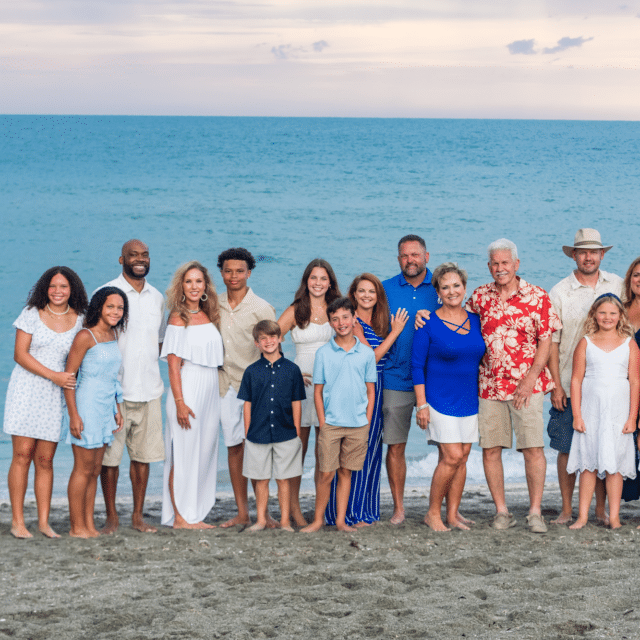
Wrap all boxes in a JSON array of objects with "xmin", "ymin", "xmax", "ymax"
[
  {"xmin": 325, "ymin": 273, "xmax": 409, "ymax": 527},
  {"xmin": 277, "ymin": 258, "xmax": 341, "ymax": 526},
  {"xmin": 620, "ymin": 256, "xmax": 640, "ymax": 511},
  {"xmin": 65, "ymin": 287, "xmax": 127, "ymax": 538},
  {"xmin": 4, "ymin": 267, "xmax": 87, "ymax": 539},
  {"xmin": 161, "ymin": 261, "xmax": 224, "ymax": 529},
  {"xmin": 411, "ymin": 263, "xmax": 486, "ymax": 532}
]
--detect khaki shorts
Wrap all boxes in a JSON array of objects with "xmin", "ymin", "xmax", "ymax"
[
  {"xmin": 317, "ymin": 423, "xmax": 369, "ymax": 473},
  {"xmin": 103, "ymin": 397, "xmax": 164, "ymax": 465},
  {"xmin": 478, "ymin": 393, "xmax": 544, "ymax": 451},
  {"xmin": 242, "ymin": 437, "xmax": 303, "ymax": 480}
]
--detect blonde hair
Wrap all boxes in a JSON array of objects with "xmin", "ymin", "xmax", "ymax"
[
  {"xmin": 582, "ymin": 294, "xmax": 634, "ymax": 338},
  {"xmin": 166, "ymin": 261, "xmax": 220, "ymax": 327}
]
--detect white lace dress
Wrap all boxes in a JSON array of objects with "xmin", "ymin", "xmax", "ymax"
[
  {"xmin": 291, "ymin": 322, "xmax": 333, "ymax": 427},
  {"xmin": 160, "ymin": 323, "xmax": 224, "ymax": 525},
  {"xmin": 567, "ymin": 336, "xmax": 636, "ymax": 480}
]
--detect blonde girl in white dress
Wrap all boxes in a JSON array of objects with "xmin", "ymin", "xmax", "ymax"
[
  {"xmin": 568, "ymin": 294, "xmax": 639, "ymax": 530},
  {"xmin": 161, "ymin": 261, "xmax": 224, "ymax": 529},
  {"xmin": 278, "ymin": 258, "xmax": 341, "ymax": 526}
]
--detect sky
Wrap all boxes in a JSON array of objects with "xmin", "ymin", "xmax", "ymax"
[{"xmin": 1, "ymin": 0, "xmax": 639, "ymax": 119}]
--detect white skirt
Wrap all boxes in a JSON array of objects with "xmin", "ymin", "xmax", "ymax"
[{"xmin": 425, "ymin": 404, "xmax": 479, "ymax": 444}]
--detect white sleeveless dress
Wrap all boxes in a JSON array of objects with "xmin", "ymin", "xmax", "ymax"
[
  {"xmin": 160, "ymin": 323, "xmax": 224, "ymax": 525},
  {"xmin": 567, "ymin": 336, "xmax": 636, "ymax": 480},
  {"xmin": 290, "ymin": 322, "xmax": 332, "ymax": 427}
]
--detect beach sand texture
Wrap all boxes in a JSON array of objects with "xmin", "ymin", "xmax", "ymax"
[{"xmin": 3, "ymin": 485, "xmax": 640, "ymax": 640}]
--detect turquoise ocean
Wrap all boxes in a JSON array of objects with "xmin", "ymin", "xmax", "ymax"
[{"xmin": 1, "ymin": 115, "xmax": 639, "ymax": 501}]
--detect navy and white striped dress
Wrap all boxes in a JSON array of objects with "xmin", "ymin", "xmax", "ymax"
[{"xmin": 325, "ymin": 318, "xmax": 387, "ymax": 525}]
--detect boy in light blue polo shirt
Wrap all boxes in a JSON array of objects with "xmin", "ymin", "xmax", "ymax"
[{"xmin": 301, "ymin": 298, "xmax": 377, "ymax": 533}]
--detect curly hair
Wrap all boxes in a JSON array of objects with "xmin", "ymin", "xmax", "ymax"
[
  {"xmin": 582, "ymin": 294, "xmax": 634, "ymax": 339},
  {"xmin": 217, "ymin": 248, "xmax": 256, "ymax": 271},
  {"xmin": 84, "ymin": 287, "xmax": 128, "ymax": 330},
  {"xmin": 166, "ymin": 261, "xmax": 220, "ymax": 327},
  {"xmin": 348, "ymin": 273, "xmax": 390, "ymax": 337},
  {"xmin": 26, "ymin": 266, "xmax": 88, "ymax": 314},
  {"xmin": 623, "ymin": 256, "xmax": 640, "ymax": 308},
  {"xmin": 292, "ymin": 259, "xmax": 342, "ymax": 329}
]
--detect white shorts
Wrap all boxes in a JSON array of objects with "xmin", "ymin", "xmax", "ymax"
[
  {"xmin": 425, "ymin": 405, "xmax": 479, "ymax": 444},
  {"xmin": 220, "ymin": 387, "xmax": 245, "ymax": 447}
]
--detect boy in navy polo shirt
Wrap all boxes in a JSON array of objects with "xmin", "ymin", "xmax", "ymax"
[
  {"xmin": 301, "ymin": 298, "xmax": 377, "ymax": 533},
  {"xmin": 238, "ymin": 320, "xmax": 306, "ymax": 532}
]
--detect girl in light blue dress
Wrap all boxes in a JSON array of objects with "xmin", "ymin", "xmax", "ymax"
[{"xmin": 64, "ymin": 287, "xmax": 128, "ymax": 538}]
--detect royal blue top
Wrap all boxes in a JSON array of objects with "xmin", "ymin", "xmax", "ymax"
[
  {"xmin": 411, "ymin": 311, "xmax": 485, "ymax": 417},
  {"xmin": 382, "ymin": 271, "xmax": 439, "ymax": 392},
  {"xmin": 313, "ymin": 336, "xmax": 377, "ymax": 427},
  {"xmin": 238, "ymin": 355, "xmax": 306, "ymax": 444}
]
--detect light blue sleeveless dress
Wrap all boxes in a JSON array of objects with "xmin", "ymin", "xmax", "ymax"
[
  {"xmin": 65, "ymin": 329, "xmax": 123, "ymax": 449},
  {"xmin": 325, "ymin": 318, "xmax": 387, "ymax": 525}
]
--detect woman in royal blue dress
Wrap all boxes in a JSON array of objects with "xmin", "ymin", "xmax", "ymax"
[
  {"xmin": 412, "ymin": 263, "xmax": 485, "ymax": 532},
  {"xmin": 325, "ymin": 273, "xmax": 408, "ymax": 526}
]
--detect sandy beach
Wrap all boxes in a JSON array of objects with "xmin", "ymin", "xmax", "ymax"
[{"xmin": 3, "ymin": 484, "xmax": 640, "ymax": 640}]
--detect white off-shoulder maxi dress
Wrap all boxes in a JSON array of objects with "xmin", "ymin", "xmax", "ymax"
[{"xmin": 160, "ymin": 323, "xmax": 224, "ymax": 526}]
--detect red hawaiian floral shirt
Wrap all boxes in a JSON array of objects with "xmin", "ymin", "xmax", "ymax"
[{"xmin": 466, "ymin": 277, "xmax": 562, "ymax": 401}]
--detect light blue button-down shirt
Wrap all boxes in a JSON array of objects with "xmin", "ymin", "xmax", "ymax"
[{"xmin": 313, "ymin": 337, "xmax": 377, "ymax": 428}]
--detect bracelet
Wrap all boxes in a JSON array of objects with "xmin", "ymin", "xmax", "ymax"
[
  {"xmin": 174, "ymin": 397, "xmax": 183, "ymax": 403},
  {"xmin": 416, "ymin": 404, "xmax": 428, "ymax": 412}
]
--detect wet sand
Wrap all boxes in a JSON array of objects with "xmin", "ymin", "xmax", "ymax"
[{"xmin": 2, "ymin": 484, "xmax": 640, "ymax": 639}]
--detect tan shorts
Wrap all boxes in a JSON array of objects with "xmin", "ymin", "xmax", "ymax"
[
  {"xmin": 317, "ymin": 423, "xmax": 369, "ymax": 473},
  {"xmin": 102, "ymin": 397, "xmax": 164, "ymax": 465},
  {"xmin": 242, "ymin": 437, "xmax": 303, "ymax": 480},
  {"xmin": 478, "ymin": 393, "xmax": 544, "ymax": 451}
]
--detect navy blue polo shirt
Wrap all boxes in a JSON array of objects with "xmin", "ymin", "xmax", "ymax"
[
  {"xmin": 238, "ymin": 355, "xmax": 306, "ymax": 444},
  {"xmin": 382, "ymin": 271, "xmax": 439, "ymax": 392}
]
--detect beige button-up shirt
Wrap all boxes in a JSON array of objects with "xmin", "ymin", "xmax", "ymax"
[
  {"xmin": 218, "ymin": 288, "xmax": 276, "ymax": 395},
  {"xmin": 549, "ymin": 269, "xmax": 623, "ymax": 394}
]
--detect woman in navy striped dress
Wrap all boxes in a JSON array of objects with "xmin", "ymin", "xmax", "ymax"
[{"xmin": 325, "ymin": 274, "xmax": 408, "ymax": 526}]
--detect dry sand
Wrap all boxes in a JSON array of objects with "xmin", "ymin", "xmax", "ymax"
[{"xmin": 2, "ymin": 484, "xmax": 640, "ymax": 640}]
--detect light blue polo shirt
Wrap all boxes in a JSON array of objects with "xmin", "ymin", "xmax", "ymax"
[
  {"xmin": 382, "ymin": 271, "xmax": 439, "ymax": 392},
  {"xmin": 313, "ymin": 337, "xmax": 377, "ymax": 428}
]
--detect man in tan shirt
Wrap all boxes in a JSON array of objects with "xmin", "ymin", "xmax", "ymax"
[{"xmin": 217, "ymin": 248, "xmax": 276, "ymax": 528}]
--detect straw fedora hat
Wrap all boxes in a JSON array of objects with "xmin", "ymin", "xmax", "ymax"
[{"xmin": 562, "ymin": 228, "xmax": 613, "ymax": 258}]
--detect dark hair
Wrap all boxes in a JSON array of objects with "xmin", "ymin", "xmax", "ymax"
[
  {"xmin": 398, "ymin": 234, "xmax": 426, "ymax": 253},
  {"xmin": 348, "ymin": 273, "xmax": 390, "ymax": 337},
  {"xmin": 292, "ymin": 259, "xmax": 342, "ymax": 329},
  {"xmin": 252, "ymin": 319, "xmax": 282, "ymax": 341},
  {"xmin": 327, "ymin": 297, "xmax": 354, "ymax": 317},
  {"xmin": 623, "ymin": 256, "xmax": 640, "ymax": 308},
  {"xmin": 217, "ymin": 248, "xmax": 256, "ymax": 271},
  {"xmin": 84, "ymin": 287, "xmax": 129, "ymax": 330},
  {"xmin": 26, "ymin": 266, "xmax": 88, "ymax": 314}
]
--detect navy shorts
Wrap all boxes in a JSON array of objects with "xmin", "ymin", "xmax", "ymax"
[{"xmin": 547, "ymin": 397, "xmax": 573, "ymax": 454}]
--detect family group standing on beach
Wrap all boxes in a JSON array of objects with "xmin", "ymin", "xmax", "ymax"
[{"xmin": 5, "ymin": 228, "xmax": 640, "ymax": 539}]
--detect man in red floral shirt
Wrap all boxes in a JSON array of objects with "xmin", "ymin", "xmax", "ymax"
[{"xmin": 466, "ymin": 239, "xmax": 561, "ymax": 533}]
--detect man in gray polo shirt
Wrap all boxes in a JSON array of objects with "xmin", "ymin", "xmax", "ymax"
[{"xmin": 548, "ymin": 228, "xmax": 623, "ymax": 525}]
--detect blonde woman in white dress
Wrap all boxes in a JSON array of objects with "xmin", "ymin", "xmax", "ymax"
[
  {"xmin": 278, "ymin": 258, "xmax": 341, "ymax": 525},
  {"xmin": 161, "ymin": 261, "xmax": 224, "ymax": 529}
]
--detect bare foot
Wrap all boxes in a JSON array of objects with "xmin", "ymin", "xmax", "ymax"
[
  {"xmin": 301, "ymin": 521, "xmax": 324, "ymax": 533},
  {"xmin": 39, "ymin": 524, "xmax": 60, "ymax": 539},
  {"xmin": 220, "ymin": 515, "xmax": 252, "ymax": 528},
  {"xmin": 132, "ymin": 515, "xmax": 157, "ymax": 533},
  {"xmin": 87, "ymin": 527, "xmax": 101, "ymax": 538},
  {"xmin": 10, "ymin": 524, "xmax": 33, "ymax": 539},
  {"xmin": 291, "ymin": 511, "xmax": 308, "ymax": 527},
  {"xmin": 390, "ymin": 510, "xmax": 405, "ymax": 525},
  {"xmin": 608, "ymin": 518, "xmax": 622, "ymax": 529},
  {"xmin": 355, "ymin": 521, "xmax": 372, "ymax": 528},
  {"xmin": 447, "ymin": 519, "xmax": 470, "ymax": 531},
  {"xmin": 424, "ymin": 513, "xmax": 451, "ymax": 532},
  {"xmin": 265, "ymin": 515, "xmax": 280, "ymax": 529},
  {"xmin": 569, "ymin": 518, "xmax": 588, "ymax": 530},
  {"xmin": 173, "ymin": 520, "xmax": 215, "ymax": 530},
  {"xmin": 336, "ymin": 523, "xmax": 357, "ymax": 532},
  {"xmin": 100, "ymin": 519, "xmax": 119, "ymax": 535},
  {"xmin": 550, "ymin": 513, "xmax": 573, "ymax": 525},
  {"xmin": 596, "ymin": 512, "xmax": 610, "ymax": 526},
  {"xmin": 455, "ymin": 511, "xmax": 475, "ymax": 525},
  {"xmin": 69, "ymin": 529, "xmax": 92, "ymax": 539},
  {"xmin": 247, "ymin": 522, "xmax": 266, "ymax": 532},
  {"xmin": 280, "ymin": 525, "xmax": 295, "ymax": 532}
]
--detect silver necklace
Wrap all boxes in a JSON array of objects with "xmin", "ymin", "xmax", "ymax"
[
  {"xmin": 187, "ymin": 308, "xmax": 200, "ymax": 314},
  {"xmin": 47, "ymin": 304, "xmax": 70, "ymax": 315}
]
